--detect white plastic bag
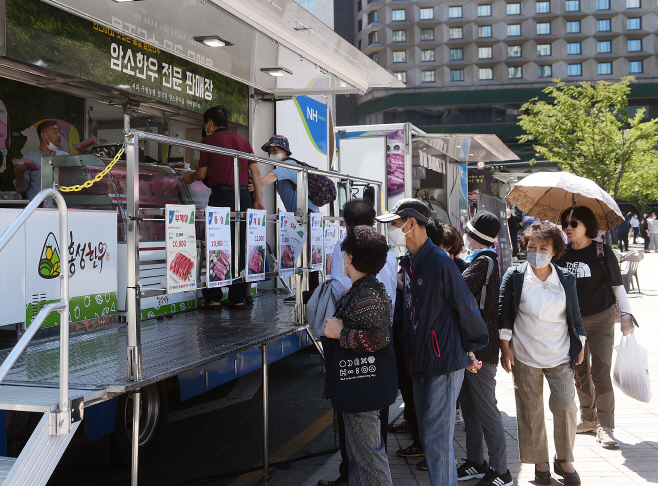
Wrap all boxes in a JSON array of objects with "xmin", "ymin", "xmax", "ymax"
[{"xmin": 612, "ymin": 334, "xmax": 652, "ymax": 403}]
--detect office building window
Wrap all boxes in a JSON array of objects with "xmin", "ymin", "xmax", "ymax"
[
  {"xmin": 597, "ymin": 19, "xmax": 611, "ymax": 31},
  {"xmin": 627, "ymin": 18, "xmax": 641, "ymax": 29},
  {"xmin": 479, "ymin": 46, "xmax": 493, "ymax": 58},
  {"xmin": 420, "ymin": 28, "xmax": 435, "ymax": 40},
  {"xmin": 479, "ymin": 67, "xmax": 493, "ymax": 80},
  {"xmin": 449, "ymin": 6, "xmax": 463, "ymax": 18},
  {"xmin": 392, "ymin": 30, "xmax": 406, "ymax": 41},
  {"xmin": 508, "ymin": 24, "xmax": 521, "ymax": 36},
  {"xmin": 479, "ymin": 25, "xmax": 493, "ymax": 37},
  {"xmin": 368, "ymin": 32, "xmax": 377, "ymax": 44},
  {"xmin": 449, "ymin": 27, "xmax": 463, "ymax": 39},
  {"xmin": 367, "ymin": 11, "xmax": 377, "ymax": 24},
  {"xmin": 566, "ymin": 0, "xmax": 580, "ymax": 11},
  {"xmin": 568, "ymin": 63, "xmax": 582, "ymax": 76},
  {"xmin": 598, "ymin": 62, "xmax": 612, "ymax": 75},
  {"xmin": 507, "ymin": 3, "xmax": 521, "ymax": 14},
  {"xmin": 537, "ymin": 22, "xmax": 551, "ymax": 34},
  {"xmin": 450, "ymin": 69, "xmax": 464, "ymax": 81},
  {"xmin": 628, "ymin": 39, "xmax": 642, "ymax": 51},
  {"xmin": 567, "ymin": 42, "xmax": 581, "ymax": 54},
  {"xmin": 421, "ymin": 49, "xmax": 435, "ymax": 61},
  {"xmin": 598, "ymin": 40, "xmax": 611, "ymax": 53},
  {"xmin": 450, "ymin": 48, "xmax": 464, "ymax": 60},
  {"xmin": 566, "ymin": 21, "xmax": 580, "ymax": 33},
  {"xmin": 537, "ymin": 44, "xmax": 551, "ymax": 56},
  {"xmin": 627, "ymin": 0, "xmax": 640, "ymax": 7},
  {"xmin": 370, "ymin": 52, "xmax": 378, "ymax": 62},
  {"xmin": 391, "ymin": 9, "xmax": 405, "ymax": 21},
  {"xmin": 536, "ymin": 1, "xmax": 550, "ymax": 13},
  {"xmin": 393, "ymin": 51, "xmax": 406, "ymax": 62},
  {"xmin": 394, "ymin": 72, "xmax": 407, "ymax": 83},
  {"xmin": 357, "ymin": 19, "xmax": 362, "ymax": 31},
  {"xmin": 420, "ymin": 7, "xmax": 434, "ymax": 19},
  {"xmin": 478, "ymin": 4, "xmax": 492, "ymax": 16},
  {"xmin": 597, "ymin": 0, "xmax": 610, "ymax": 8},
  {"xmin": 509, "ymin": 66, "xmax": 523, "ymax": 78},
  {"xmin": 357, "ymin": 0, "xmax": 362, "ymax": 11},
  {"xmin": 538, "ymin": 65, "xmax": 552, "ymax": 77},
  {"xmin": 422, "ymin": 70, "xmax": 436, "ymax": 82},
  {"xmin": 629, "ymin": 60, "xmax": 643, "ymax": 73},
  {"xmin": 508, "ymin": 45, "xmax": 522, "ymax": 57}
]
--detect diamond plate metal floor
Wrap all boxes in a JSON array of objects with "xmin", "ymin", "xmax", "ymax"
[{"xmin": 0, "ymin": 293, "xmax": 305, "ymax": 393}]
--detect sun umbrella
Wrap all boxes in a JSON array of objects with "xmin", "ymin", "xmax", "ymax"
[{"xmin": 506, "ymin": 171, "xmax": 624, "ymax": 230}]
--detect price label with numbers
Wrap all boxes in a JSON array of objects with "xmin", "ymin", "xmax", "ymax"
[
  {"xmin": 206, "ymin": 206, "xmax": 232, "ymax": 288},
  {"xmin": 310, "ymin": 213, "xmax": 324, "ymax": 272},
  {"xmin": 246, "ymin": 209, "xmax": 267, "ymax": 282},
  {"xmin": 279, "ymin": 212, "xmax": 307, "ymax": 278},
  {"xmin": 165, "ymin": 204, "xmax": 197, "ymax": 294},
  {"xmin": 323, "ymin": 223, "xmax": 338, "ymax": 275}
]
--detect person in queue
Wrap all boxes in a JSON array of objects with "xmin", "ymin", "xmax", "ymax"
[
  {"xmin": 555, "ymin": 206, "xmax": 635, "ymax": 448},
  {"xmin": 318, "ymin": 199, "xmax": 397, "ymax": 486},
  {"xmin": 615, "ymin": 214, "xmax": 630, "ymax": 252},
  {"xmin": 641, "ymin": 213, "xmax": 650, "ymax": 253},
  {"xmin": 630, "ymin": 213, "xmax": 640, "ymax": 244},
  {"xmin": 14, "ymin": 120, "xmax": 69, "ymax": 200},
  {"xmin": 648, "ymin": 212, "xmax": 658, "ymax": 253},
  {"xmin": 183, "ymin": 106, "xmax": 265, "ymax": 310},
  {"xmin": 323, "ymin": 226, "xmax": 394, "ymax": 486},
  {"xmin": 499, "ymin": 221, "xmax": 586, "ymax": 486},
  {"xmin": 376, "ymin": 199, "xmax": 489, "ymax": 485},
  {"xmin": 456, "ymin": 212, "xmax": 513, "ymax": 486},
  {"xmin": 441, "ymin": 224, "xmax": 467, "ymax": 272}
]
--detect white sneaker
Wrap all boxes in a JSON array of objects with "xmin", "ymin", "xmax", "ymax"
[
  {"xmin": 596, "ymin": 426, "xmax": 619, "ymax": 448},
  {"xmin": 455, "ymin": 408, "xmax": 464, "ymax": 424}
]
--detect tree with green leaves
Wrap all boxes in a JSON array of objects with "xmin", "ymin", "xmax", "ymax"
[
  {"xmin": 518, "ymin": 77, "xmax": 658, "ymax": 199},
  {"xmin": 617, "ymin": 151, "xmax": 658, "ymax": 217}
]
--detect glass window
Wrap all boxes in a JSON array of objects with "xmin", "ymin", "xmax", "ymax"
[
  {"xmin": 420, "ymin": 7, "xmax": 434, "ymax": 19},
  {"xmin": 357, "ymin": 0, "xmax": 362, "ymax": 11},
  {"xmin": 449, "ymin": 6, "xmax": 463, "ymax": 18},
  {"xmin": 479, "ymin": 67, "xmax": 493, "ymax": 80},
  {"xmin": 422, "ymin": 70, "xmax": 436, "ymax": 82},
  {"xmin": 566, "ymin": 0, "xmax": 580, "ymax": 11},
  {"xmin": 450, "ymin": 48, "xmax": 464, "ymax": 60},
  {"xmin": 507, "ymin": 3, "xmax": 521, "ymax": 14},
  {"xmin": 367, "ymin": 11, "xmax": 378, "ymax": 24},
  {"xmin": 450, "ymin": 69, "xmax": 464, "ymax": 81},
  {"xmin": 508, "ymin": 24, "xmax": 521, "ymax": 36},
  {"xmin": 391, "ymin": 9, "xmax": 405, "ymax": 21},
  {"xmin": 479, "ymin": 46, "xmax": 493, "ymax": 58},
  {"xmin": 449, "ymin": 27, "xmax": 463, "ymax": 39},
  {"xmin": 627, "ymin": 0, "xmax": 640, "ymax": 7},
  {"xmin": 538, "ymin": 65, "xmax": 552, "ymax": 77},
  {"xmin": 629, "ymin": 60, "xmax": 643, "ymax": 73},
  {"xmin": 627, "ymin": 18, "xmax": 641, "ymax": 29},
  {"xmin": 597, "ymin": 0, "xmax": 610, "ymax": 8},
  {"xmin": 370, "ymin": 52, "xmax": 379, "ymax": 62},
  {"xmin": 368, "ymin": 32, "xmax": 378, "ymax": 44},
  {"xmin": 357, "ymin": 19, "xmax": 362, "ymax": 31},
  {"xmin": 393, "ymin": 51, "xmax": 406, "ymax": 62},
  {"xmin": 598, "ymin": 40, "xmax": 611, "ymax": 53},
  {"xmin": 567, "ymin": 42, "xmax": 581, "ymax": 54},
  {"xmin": 537, "ymin": 44, "xmax": 551, "ymax": 56},
  {"xmin": 421, "ymin": 49, "xmax": 435, "ymax": 61},
  {"xmin": 537, "ymin": 22, "xmax": 551, "ymax": 34},
  {"xmin": 420, "ymin": 28, "xmax": 435, "ymax": 40},
  {"xmin": 509, "ymin": 66, "xmax": 523, "ymax": 78},
  {"xmin": 478, "ymin": 4, "xmax": 492, "ymax": 16},
  {"xmin": 598, "ymin": 62, "xmax": 612, "ymax": 75},
  {"xmin": 394, "ymin": 72, "xmax": 407, "ymax": 83},
  {"xmin": 479, "ymin": 25, "xmax": 493, "ymax": 37},
  {"xmin": 628, "ymin": 39, "xmax": 642, "ymax": 51},
  {"xmin": 508, "ymin": 45, "xmax": 522, "ymax": 57},
  {"xmin": 536, "ymin": 1, "xmax": 550, "ymax": 13},
  {"xmin": 566, "ymin": 21, "xmax": 580, "ymax": 33},
  {"xmin": 568, "ymin": 63, "xmax": 582, "ymax": 76},
  {"xmin": 392, "ymin": 30, "xmax": 406, "ymax": 41},
  {"xmin": 597, "ymin": 19, "xmax": 611, "ymax": 31}
]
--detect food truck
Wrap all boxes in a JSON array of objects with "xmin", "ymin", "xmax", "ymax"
[{"xmin": 0, "ymin": 1, "xmax": 402, "ymax": 485}]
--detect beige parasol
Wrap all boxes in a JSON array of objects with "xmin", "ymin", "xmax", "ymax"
[{"xmin": 506, "ymin": 171, "xmax": 624, "ymax": 230}]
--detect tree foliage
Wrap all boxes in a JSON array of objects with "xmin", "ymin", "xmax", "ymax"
[
  {"xmin": 617, "ymin": 151, "xmax": 658, "ymax": 216},
  {"xmin": 518, "ymin": 77, "xmax": 658, "ymax": 199}
]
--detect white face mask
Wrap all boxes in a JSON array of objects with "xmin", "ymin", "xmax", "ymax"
[
  {"xmin": 342, "ymin": 255, "xmax": 351, "ymax": 278},
  {"xmin": 269, "ymin": 153, "xmax": 284, "ymax": 162},
  {"xmin": 44, "ymin": 134, "xmax": 58, "ymax": 152},
  {"xmin": 388, "ymin": 220, "xmax": 411, "ymax": 247},
  {"xmin": 463, "ymin": 233, "xmax": 476, "ymax": 252},
  {"xmin": 526, "ymin": 251, "xmax": 552, "ymax": 269}
]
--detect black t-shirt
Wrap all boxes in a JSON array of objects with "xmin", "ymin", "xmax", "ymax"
[
  {"xmin": 555, "ymin": 242, "xmax": 622, "ymax": 317},
  {"xmin": 508, "ymin": 215, "xmax": 521, "ymax": 236}
]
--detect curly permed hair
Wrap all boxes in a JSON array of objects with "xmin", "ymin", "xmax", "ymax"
[
  {"xmin": 519, "ymin": 221, "xmax": 566, "ymax": 260},
  {"xmin": 341, "ymin": 226, "xmax": 388, "ymax": 275}
]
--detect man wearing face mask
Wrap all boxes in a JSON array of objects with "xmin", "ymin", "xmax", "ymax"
[{"xmin": 14, "ymin": 120, "xmax": 69, "ymax": 200}]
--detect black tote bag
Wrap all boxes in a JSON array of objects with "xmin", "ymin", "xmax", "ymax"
[{"xmin": 321, "ymin": 277, "xmax": 398, "ymax": 414}]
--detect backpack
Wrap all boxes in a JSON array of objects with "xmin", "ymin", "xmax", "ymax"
[
  {"xmin": 476, "ymin": 256, "xmax": 495, "ymax": 310},
  {"xmin": 290, "ymin": 158, "xmax": 337, "ymax": 208}
]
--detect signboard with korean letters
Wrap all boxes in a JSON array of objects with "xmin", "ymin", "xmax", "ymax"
[
  {"xmin": 206, "ymin": 207, "xmax": 232, "ymax": 288},
  {"xmin": 165, "ymin": 205, "xmax": 197, "ymax": 294},
  {"xmin": 278, "ymin": 212, "xmax": 306, "ymax": 278},
  {"xmin": 309, "ymin": 213, "xmax": 324, "ymax": 272},
  {"xmin": 246, "ymin": 209, "xmax": 267, "ymax": 282},
  {"xmin": 323, "ymin": 223, "xmax": 338, "ymax": 275}
]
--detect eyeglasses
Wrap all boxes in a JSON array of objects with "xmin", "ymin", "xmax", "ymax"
[{"xmin": 562, "ymin": 220, "xmax": 579, "ymax": 229}]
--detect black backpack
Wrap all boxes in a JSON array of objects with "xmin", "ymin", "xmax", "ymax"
[{"xmin": 289, "ymin": 158, "xmax": 337, "ymax": 208}]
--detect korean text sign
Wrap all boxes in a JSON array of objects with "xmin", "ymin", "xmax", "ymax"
[
  {"xmin": 279, "ymin": 212, "xmax": 307, "ymax": 278},
  {"xmin": 246, "ymin": 209, "xmax": 267, "ymax": 282},
  {"xmin": 310, "ymin": 213, "xmax": 324, "ymax": 272},
  {"xmin": 206, "ymin": 207, "xmax": 231, "ymax": 288},
  {"xmin": 165, "ymin": 205, "xmax": 197, "ymax": 294},
  {"xmin": 323, "ymin": 223, "xmax": 338, "ymax": 275}
]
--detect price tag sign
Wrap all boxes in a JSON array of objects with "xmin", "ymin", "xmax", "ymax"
[
  {"xmin": 165, "ymin": 204, "xmax": 197, "ymax": 294},
  {"xmin": 310, "ymin": 213, "xmax": 324, "ymax": 272},
  {"xmin": 206, "ymin": 206, "xmax": 232, "ymax": 288},
  {"xmin": 279, "ymin": 212, "xmax": 307, "ymax": 278},
  {"xmin": 324, "ymin": 223, "xmax": 338, "ymax": 275},
  {"xmin": 339, "ymin": 226, "xmax": 347, "ymax": 241},
  {"xmin": 246, "ymin": 208, "xmax": 267, "ymax": 282}
]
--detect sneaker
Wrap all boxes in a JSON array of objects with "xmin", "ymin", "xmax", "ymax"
[
  {"xmin": 396, "ymin": 444, "xmax": 424, "ymax": 458},
  {"xmin": 576, "ymin": 420, "xmax": 597, "ymax": 434},
  {"xmin": 475, "ymin": 469, "xmax": 514, "ymax": 486},
  {"xmin": 457, "ymin": 459, "xmax": 489, "ymax": 481},
  {"xmin": 416, "ymin": 458, "xmax": 428, "ymax": 471},
  {"xmin": 597, "ymin": 426, "xmax": 619, "ymax": 448},
  {"xmin": 455, "ymin": 408, "xmax": 464, "ymax": 425},
  {"xmin": 388, "ymin": 419, "xmax": 411, "ymax": 434}
]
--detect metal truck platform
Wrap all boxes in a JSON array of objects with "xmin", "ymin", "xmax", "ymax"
[{"xmin": 0, "ymin": 292, "xmax": 307, "ymax": 396}]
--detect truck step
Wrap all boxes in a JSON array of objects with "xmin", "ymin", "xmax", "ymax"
[
  {"xmin": 0, "ymin": 457, "xmax": 17, "ymax": 484},
  {"xmin": 0, "ymin": 384, "xmax": 106, "ymax": 412}
]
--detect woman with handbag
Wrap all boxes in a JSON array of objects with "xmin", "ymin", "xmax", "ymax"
[{"xmin": 324, "ymin": 226, "xmax": 396, "ymax": 486}]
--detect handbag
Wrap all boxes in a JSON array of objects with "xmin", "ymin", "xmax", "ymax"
[{"xmin": 321, "ymin": 277, "xmax": 398, "ymax": 414}]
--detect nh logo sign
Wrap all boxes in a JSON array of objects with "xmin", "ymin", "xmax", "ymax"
[{"xmin": 307, "ymin": 107, "xmax": 318, "ymax": 122}]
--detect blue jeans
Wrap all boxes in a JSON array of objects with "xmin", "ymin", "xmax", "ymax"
[{"xmin": 413, "ymin": 369, "xmax": 465, "ymax": 486}]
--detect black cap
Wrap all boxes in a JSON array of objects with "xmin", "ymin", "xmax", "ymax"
[
  {"xmin": 465, "ymin": 211, "xmax": 501, "ymax": 246},
  {"xmin": 375, "ymin": 198, "xmax": 431, "ymax": 224}
]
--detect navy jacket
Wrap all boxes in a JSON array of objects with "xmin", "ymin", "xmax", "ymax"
[
  {"xmin": 498, "ymin": 262, "xmax": 586, "ymax": 365},
  {"xmin": 399, "ymin": 239, "xmax": 489, "ymax": 378}
]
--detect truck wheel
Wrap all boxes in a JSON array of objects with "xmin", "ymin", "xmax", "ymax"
[{"xmin": 112, "ymin": 382, "xmax": 168, "ymax": 464}]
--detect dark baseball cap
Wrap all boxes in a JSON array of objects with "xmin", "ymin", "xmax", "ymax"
[{"xmin": 375, "ymin": 198, "xmax": 431, "ymax": 224}]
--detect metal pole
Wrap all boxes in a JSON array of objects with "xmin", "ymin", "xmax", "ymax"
[
  {"xmin": 262, "ymin": 344, "xmax": 269, "ymax": 484},
  {"xmin": 233, "ymin": 156, "xmax": 241, "ymax": 283},
  {"xmin": 131, "ymin": 389, "xmax": 141, "ymax": 486},
  {"xmin": 57, "ymin": 191, "xmax": 70, "ymax": 430}
]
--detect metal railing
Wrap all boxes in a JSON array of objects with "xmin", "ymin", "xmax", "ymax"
[{"xmin": 0, "ymin": 188, "xmax": 72, "ymax": 435}]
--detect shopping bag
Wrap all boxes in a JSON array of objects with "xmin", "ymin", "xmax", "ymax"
[{"xmin": 612, "ymin": 334, "xmax": 652, "ymax": 403}]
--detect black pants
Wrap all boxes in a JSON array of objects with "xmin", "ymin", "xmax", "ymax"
[
  {"xmin": 392, "ymin": 317, "xmax": 420, "ymax": 445},
  {"xmin": 644, "ymin": 231, "xmax": 650, "ymax": 251},
  {"xmin": 202, "ymin": 187, "xmax": 252, "ymax": 305},
  {"xmin": 617, "ymin": 232, "xmax": 629, "ymax": 252},
  {"xmin": 337, "ymin": 407, "xmax": 389, "ymax": 481},
  {"xmin": 633, "ymin": 227, "xmax": 639, "ymax": 243},
  {"xmin": 510, "ymin": 232, "xmax": 519, "ymax": 257}
]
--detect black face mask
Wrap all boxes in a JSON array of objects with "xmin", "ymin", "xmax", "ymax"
[{"xmin": 201, "ymin": 129, "xmax": 207, "ymax": 138}]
